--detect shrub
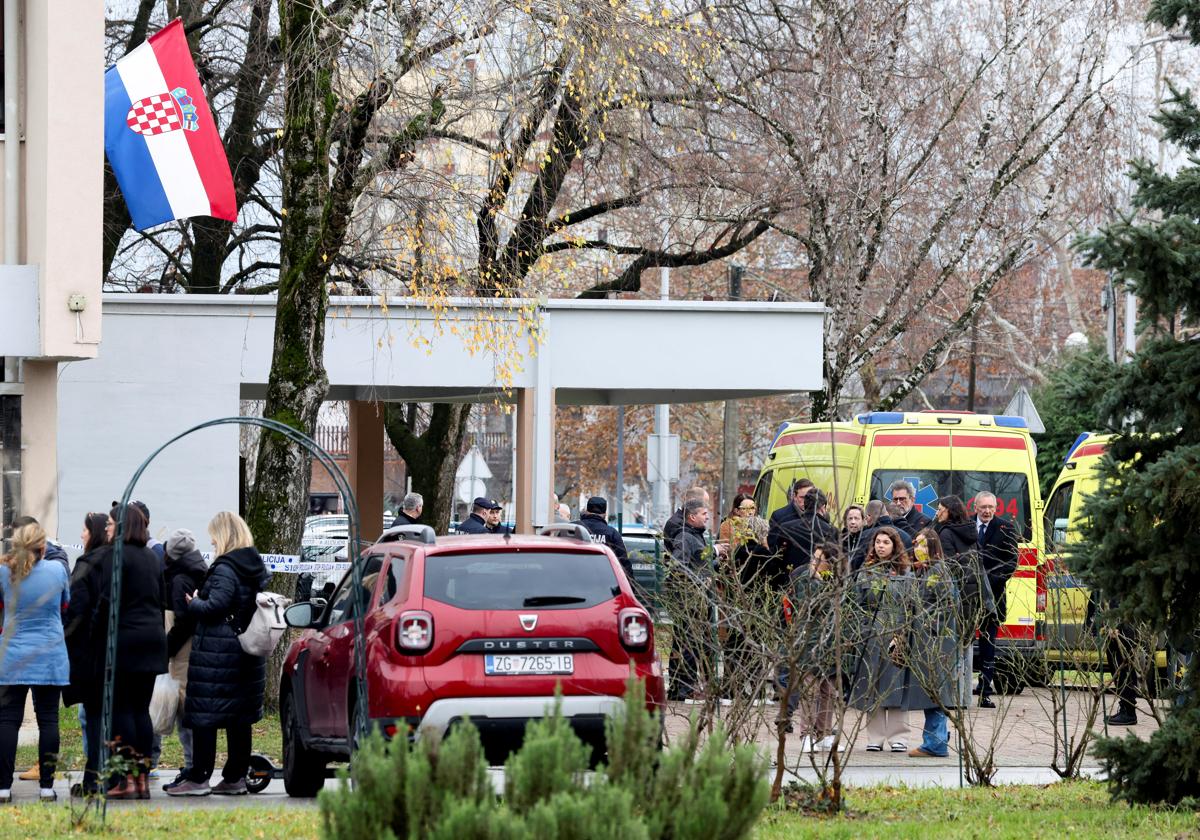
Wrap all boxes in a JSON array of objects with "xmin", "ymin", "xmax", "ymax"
[
  {"xmin": 319, "ymin": 679, "xmax": 768, "ymax": 840},
  {"xmin": 1094, "ymin": 705, "xmax": 1200, "ymax": 806}
]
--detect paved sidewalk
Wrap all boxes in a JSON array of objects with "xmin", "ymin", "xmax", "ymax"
[
  {"xmin": 661, "ymin": 686, "xmax": 1159, "ymax": 775},
  {"xmin": 4, "ymin": 687, "xmax": 1158, "ymax": 806}
]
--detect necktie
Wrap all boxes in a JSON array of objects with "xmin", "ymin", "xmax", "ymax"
[{"xmin": 978, "ymin": 521, "xmax": 986, "ymax": 545}]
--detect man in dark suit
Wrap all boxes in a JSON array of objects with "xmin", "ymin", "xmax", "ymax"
[
  {"xmin": 664, "ymin": 487, "xmax": 710, "ymax": 556},
  {"xmin": 776, "ymin": 488, "xmax": 839, "ymax": 576},
  {"xmin": 767, "ymin": 479, "xmax": 815, "ymax": 571},
  {"xmin": 889, "ymin": 479, "xmax": 932, "ymax": 537},
  {"xmin": 973, "ymin": 491, "xmax": 1019, "ymax": 707}
]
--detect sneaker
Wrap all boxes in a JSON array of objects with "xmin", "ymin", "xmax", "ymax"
[
  {"xmin": 162, "ymin": 772, "xmax": 188, "ymax": 792},
  {"xmin": 147, "ymin": 768, "xmax": 161, "ymax": 780},
  {"xmin": 1105, "ymin": 711, "xmax": 1138, "ymax": 726},
  {"xmin": 816, "ymin": 735, "xmax": 845, "ymax": 752},
  {"xmin": 164, "ymin": 779, "xmax": 211, "ymax": 797},
  {"xmin": 210, "ymin": 778, "xmax": 248, "ymax": 796},
  {"xmin": 19, "ymin": 766, "xmax": 39, "ymax": 781},
  {"xmin": 39, "ymin": 789, "xmax": 57, "ymax": 802},
  {"xmin": 865, "ymin": 743, "xmax": 883, "ymax": 752},
  {"xmin": 978, "ymin": 697, "xmax": 996, "ymax": 709},
  {"xmin": 889, "ymin": 742, "xmax": 908, "ymax": 752}
]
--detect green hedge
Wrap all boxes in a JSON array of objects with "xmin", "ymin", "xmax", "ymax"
[{"xmin": 319, "ymin": 680, "xmax": 767, "ymax": 840}]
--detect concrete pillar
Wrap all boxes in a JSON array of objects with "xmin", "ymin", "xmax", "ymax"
[
  {"xmin": 21, "ymin": 359, "xmax": 57, "ymax": 534},
  {"xmin": 347, "ymin": 400, "xmax": 384, "ymax": 543},
  {"xmin": 514, "ymin": 389, "xmax": 534, "ymax": 534},
  {"xmin": 533, "ymin": 385, "xmax": 555, "ymax": 528}
]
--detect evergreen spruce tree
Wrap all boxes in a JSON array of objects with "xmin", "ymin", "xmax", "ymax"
[
  {"xmin": 1074, "ymin": 0, "xmax": 1200, "ymax": 805},
  {"xmin": 1031, "ymin": 346, "xmax": 1121, "ymax": 497}
]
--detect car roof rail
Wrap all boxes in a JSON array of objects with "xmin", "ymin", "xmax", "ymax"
[
  {"xmin": 537, "ymin": 523, "xmax": 591, "ymax": 542},
  {"xmin": 378, "ymin": 524, "xmax": 437, "ymax": 545}
]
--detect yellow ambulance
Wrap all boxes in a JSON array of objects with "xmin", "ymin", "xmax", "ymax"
[
  {"xmin": 753, "ymin": 410, "xmax": 1046, "ymax": 689},
  {"xmin": 1043, "ymin": 433, "xmax": 1172, "ymax": 683}
]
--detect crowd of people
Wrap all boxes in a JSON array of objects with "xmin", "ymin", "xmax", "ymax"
[
  {"xmin": 0, "ymin": 504, "xmax": 271, "ymax": 801},
  {"xmin": 656, "ymin": 478, "xmax": 1023, "ymax": 757}
]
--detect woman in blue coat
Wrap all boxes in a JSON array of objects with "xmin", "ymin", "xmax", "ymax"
[
  {"xmin": 0, "ymin": 522, "xmax": 70, "ymax": 803},
  {"xmin": 166, "ymin": 512, "xmax": 269, "ymax": 797}
]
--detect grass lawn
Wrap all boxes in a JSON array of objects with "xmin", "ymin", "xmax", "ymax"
[
  {"xmin": 15, "ymin": 706, "xmax": 283, "ymax": 774},
  {"xmin": 0, "ymin": 805, "xmax": 319, "ymax": 840},
  {"xmin": 2, "ymin": 778, "xmax": 1194, "ymax": 839},
  {"xmin": 755, "ymin": 781, "xmax": 1200, "ymax": 839}
]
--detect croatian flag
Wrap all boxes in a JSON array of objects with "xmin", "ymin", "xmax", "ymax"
[{"xmin": 104, "ymin": 19, "xmax": 236, "ymax": 231}]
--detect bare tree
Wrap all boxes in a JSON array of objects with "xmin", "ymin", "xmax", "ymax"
[{"xmin": 706, "ymin": 0, "xmax": 1135, "ymax": 419}]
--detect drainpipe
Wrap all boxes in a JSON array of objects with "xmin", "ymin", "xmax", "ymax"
[
  {"xmin": 5, "ymin": 0, "xmax": 20, "ymax": 264},
  {"xmin": 2, "ymin": 0, "xmax": 21, "ymax": 545},
  {"xmin": 1, "ymin": 358, "xmax": 20, "ymax": 549}
]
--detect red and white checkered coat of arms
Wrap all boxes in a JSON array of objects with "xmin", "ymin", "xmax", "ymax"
[{"xmin": 126, "ymin": 92, "xmax": 184, "ymax": 136}]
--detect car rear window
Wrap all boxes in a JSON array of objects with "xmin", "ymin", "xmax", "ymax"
[{"xmin": 423, "ymin": 550, "xmax": 619, "ymax": 610}]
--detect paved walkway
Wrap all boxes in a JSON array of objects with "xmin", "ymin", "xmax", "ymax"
[
  {"xmin": 4, "ymin": 688, "xmax": 1159, "ymax": 806},
  {"xmin": 661, "ymin": 686, "xmax": 1157, "ymax": 778}
]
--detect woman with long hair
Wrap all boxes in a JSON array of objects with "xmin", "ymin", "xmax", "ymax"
[
  {"xmin": 168, "ymin": 512, "xmax": 270, "ymax": 797},
  {"xmin": 863, "ymin": 526, "xmax": 910, "ymax": 574},
  {"xmin": 60, "ymin": 512, "xmax": 110, "ymax": 795},
  {"xmin": 715, "ymin": 494, "xmax": 768, "ymax": 701},
  {"xmin": 786, "ymin": 541, "xmax": 847, "ymax": 752},
  {"xmin": 933, "ymin": 495, "xmax": 994, "ymax": 706},
  {"xmin": 934, "ymin": 495, "xmax": 977, "ymax": 557},
  {"xmin": 851, "ymin": 526, "xmax": 913, "ymax": 752},
  {"xmin": 905, "ymin": 528, "xmax": 961, "ymax": 758},
  {"xmin": 88, "ymin": 505, "xmax": 168, "ymax": 799},
  {"xmin": 0, "ymin": 522, "xmax": 70, "ymax": 803},
  {"xmin": 718, "ymin": 494, "xmax": 767, "ymax": 552}
]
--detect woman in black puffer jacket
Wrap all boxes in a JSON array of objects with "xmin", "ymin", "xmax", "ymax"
[
  {"xmin": 61, "ymin": 512, "xmax": 111, "ymax": 795},
  {"xmin": 934, "ymin": 495, "xmax": 996, "ymax": 703},
  {"xmin": 168, "ymin": 512, "xmax": 269, "ymax": 797}
]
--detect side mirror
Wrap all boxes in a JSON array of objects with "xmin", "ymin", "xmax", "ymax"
[
  {"xmin": 1052, "ymin": 517, "xmax": 1069, "ymax": 547},
  {"xmin": 284, "ymin": 601, "xmax": 321, "ymax": 629}
]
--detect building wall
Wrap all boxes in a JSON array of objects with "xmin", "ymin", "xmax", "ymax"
[
  {"xmin": 0, "ymin": 3, "xmax": 104, "ymax": 533},
  {"xmin": 2, "ymin": 1, "xmax": 104, "ymax": 360}
]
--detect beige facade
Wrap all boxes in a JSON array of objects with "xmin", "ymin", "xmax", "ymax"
[{"xmin": 0, "ymin": 1, "xmax": 104, "ymax": 534}]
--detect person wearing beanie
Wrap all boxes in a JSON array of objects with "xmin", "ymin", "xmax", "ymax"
[
  {"xmin": 573, "ymin": 497, "xmax": 630, "ymax": 576},
  {"xmin": 161, "ymin": 529, "xmax": 207, "ymax": 790}
]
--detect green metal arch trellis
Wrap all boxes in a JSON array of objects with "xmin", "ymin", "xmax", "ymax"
[{"xmin": 101, "ymin": 416, "xmax": 369, "ymax": 808}]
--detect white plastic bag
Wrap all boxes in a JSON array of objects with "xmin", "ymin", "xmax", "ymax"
[{"xmin": 150, "ymin": 672, "xmax": 181, "ymax": 735}]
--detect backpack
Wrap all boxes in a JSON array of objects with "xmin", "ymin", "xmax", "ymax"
[{"xmin": 236, "ymin": 591, "xmax": 292, "ymax": 657}]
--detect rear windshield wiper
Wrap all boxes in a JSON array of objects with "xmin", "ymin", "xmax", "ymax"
[{"xmin": 523, "ymin": 595, "xmax": 588, "ymax": 606}]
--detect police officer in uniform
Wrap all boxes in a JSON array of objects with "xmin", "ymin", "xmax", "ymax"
[
  {"xmin": 458, "ymin": 497, "xmax": 504, "ymax": 534},
  {"xmin": 574, "ymin": 496, "xmax": 630, "ymax": 575}
]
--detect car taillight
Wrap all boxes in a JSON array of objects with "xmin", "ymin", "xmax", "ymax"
[
  {"xmin": 397, "ymin": 610, "xmax": 433, "ymax": 653},
  {"xmin": 1034, "ymin": 551, "xmax": 1047, "ymax": 614},
  {"xmin": 619, "ymin": 607, "xmax": 650, "ymax": 649}
]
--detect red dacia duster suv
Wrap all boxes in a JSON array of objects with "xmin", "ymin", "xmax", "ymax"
[{"xmin": 278, "ymin": 524, "xmax": 665, "ymax": 796}]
